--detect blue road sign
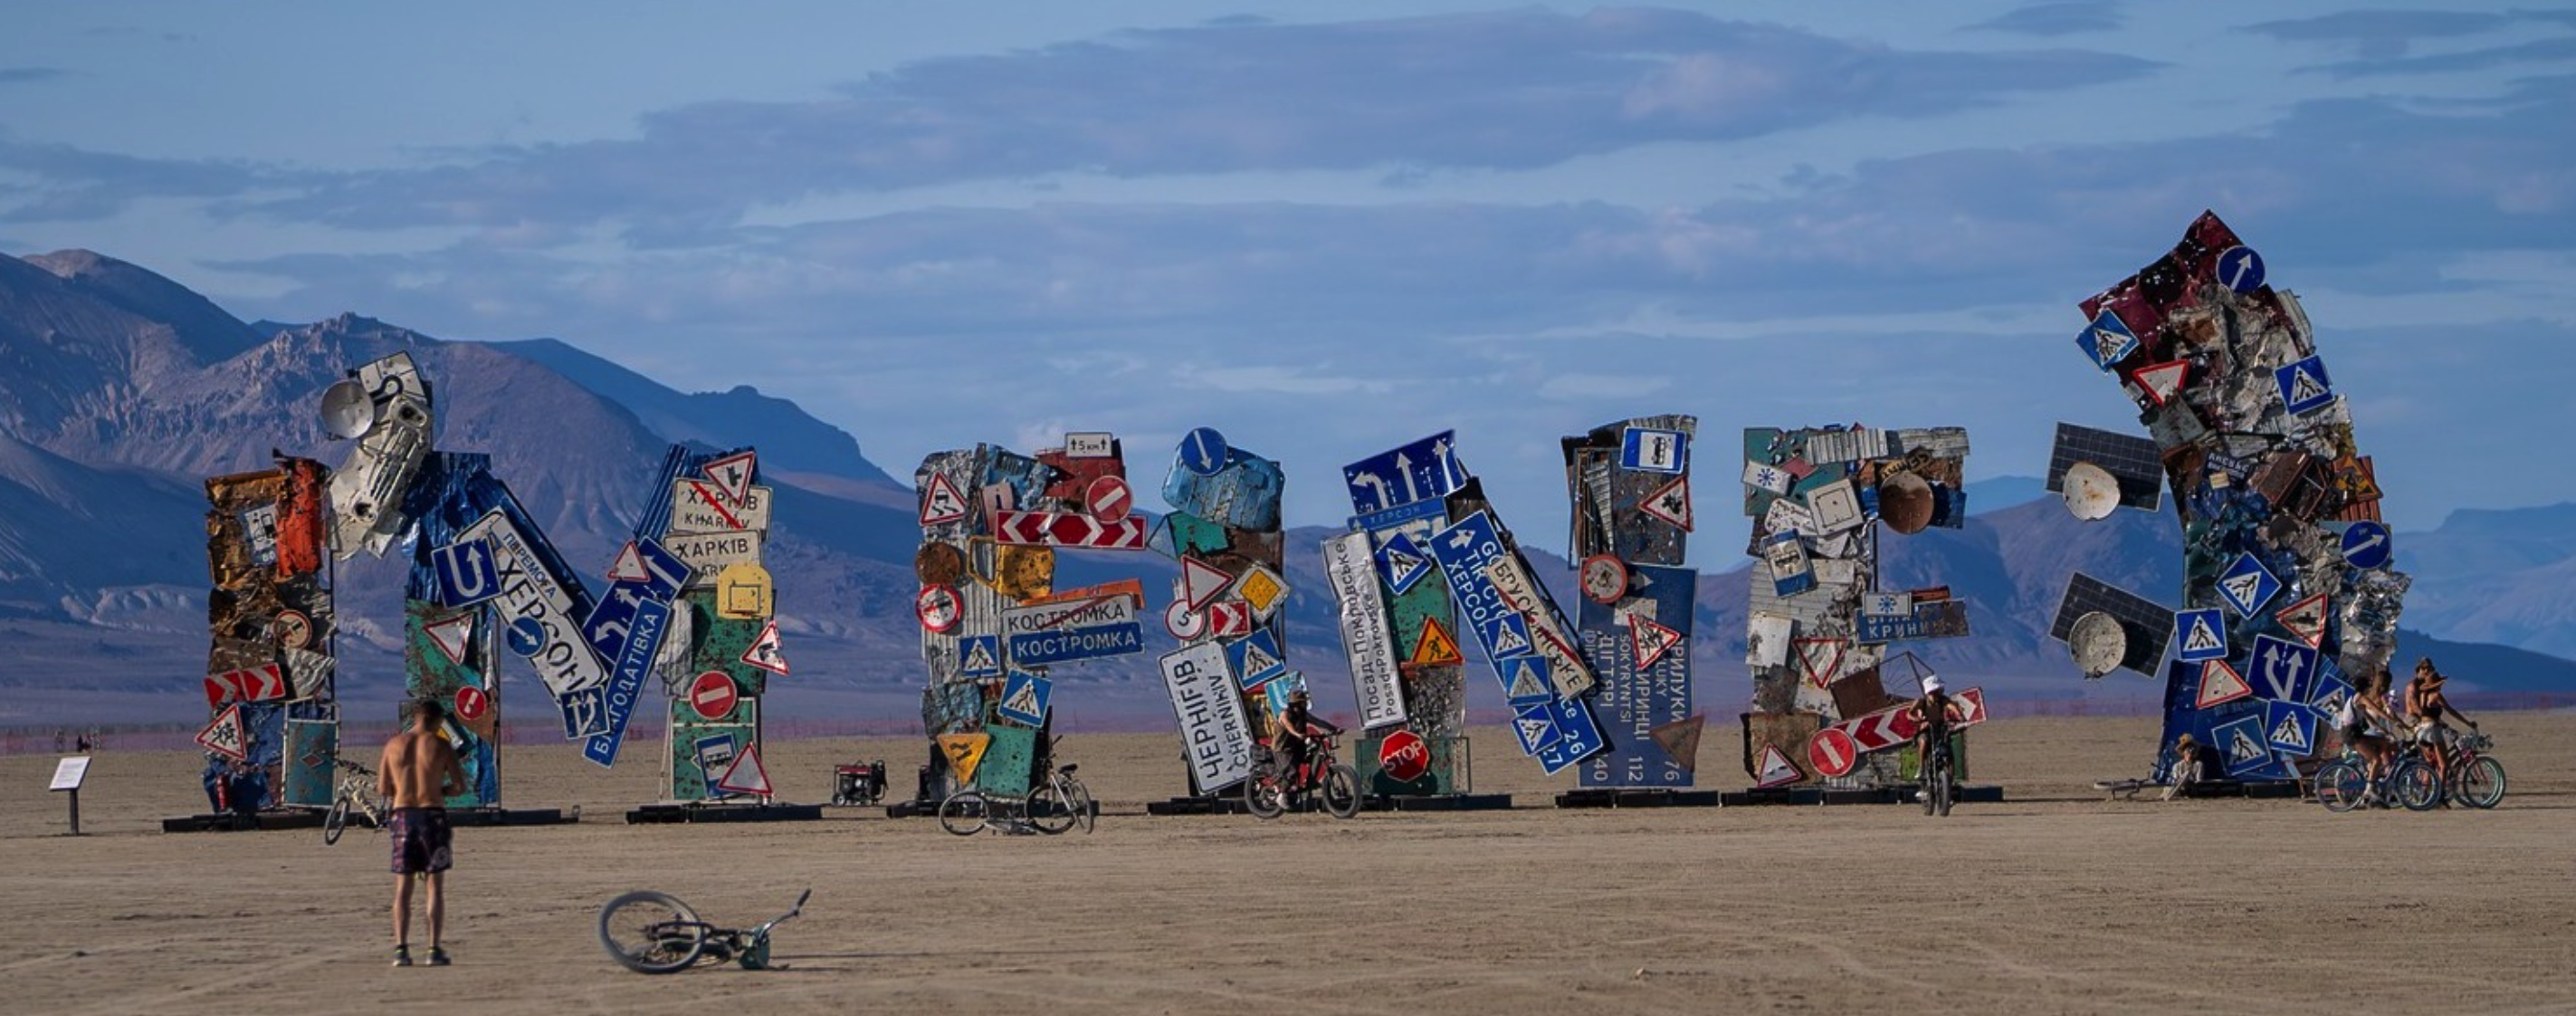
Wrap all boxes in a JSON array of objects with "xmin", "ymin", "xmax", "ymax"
[
  {"xmin": 1534, "ymin": 695, "xmax": 1607, "ymax": 775},
  {"xmin": 1342, "ymin": 431, "xmax": 1465, "ymax": 515},
  {"xmin": 559, "ymin": 686, "xmax": 606, "ymax": 742},
  {"xmin": 1178, "ymin": 427, "xmax": 1230, "ymax": 476},
  {"xmin": 1574, "ymin": 561, "xmax": 1696, "ymax": 789},
  {"xmin": 2340, "ymin": 521, "xmax": 2392, "ymax": 570},
  {"xmin": 959, "ymin": 635, "xmax": 1003, "ymax": 679},
  {"xmin": 2078, "ymin": 310, "xmax": 2139, "ymax": 370},
  {"xmin": 2210, "ymin": 712, "xmax": 2274, "ymax": 778},
  {"xmin": 1424, "ymin": 510, "xmax": 1520, "ymax": 669},
  {"xmin": 2265, "ymin": 699, "xmax": 2314, "ymax": 753},
  {"xmin": 1162, "ymin": 446, "xmax": 1283, "ymax": 531},
  {"xmin": 1350, "ymin": 496, "xmax": 1446, "ymax": 536},
  {"xmin": 1375, "ymin": 531, "xmax": 1432, "ymax": 596},
  {"xmin": 2216, "ymin": 553, "xmax": 2282, "ymax": 618},
  {"xmin": 580, "ymin": 536, "xmax": 692, "ymax": 666},
  {"xmin": 1497, "ymin": 655, "xmax": 1555, "ymax": 706},
  {"xmin": 1483, "ymin": 613, "xmax": 1534, "ymax": 660},
  {"xmin": 582, "ymin": 595, "xmax": 670, "ymax": 766},
  {"xmin": 431, "ymin": 538, "xmax": 501, "ymax": 608},
  {"xmin": 2309, "ymin": 676, "xmax": 2353, "ymax": 724},
  {"xmin": 1007, "ymin": 622, "xmax": 1146, "ymax": 666},
  {"xmin": 2215, "ymin": 245, "xmax": 2266, "ymax": 293},
  {"xmin": 1618, "ymin": 427, "xmax": 1688, "ymax": 474},
  {"xmin": 2248, "ymin": 634, "xmax": 2320, "ymax": 704},
  {"xmin": 997, "ymin": 670, "xmax": 1053, "ymax": 727},
  {"xmin": 2174, "ymin": 608, "xmax": 2228, "ymax": 663},
  {"xmin": 2274, "ymin": 355, "xmax": 2334, "ymax": 416},
  {"xmin": 506, "ymin": 618, "xmax": 547, "ymax": 658},
  {"xmin": 1511, "ymin": 703, "xmax": 1562, "ymax": 755},
  {"xmin": 1226, "ymin": 628, "xmax": 1287, "ymax": 690}
]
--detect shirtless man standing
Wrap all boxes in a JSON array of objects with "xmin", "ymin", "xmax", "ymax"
[{"xmin": 378, "ymin": 697, "xmax": 468, "ymax": 967}]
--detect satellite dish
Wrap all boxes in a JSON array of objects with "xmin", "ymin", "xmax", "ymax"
[
  {"xmin": 1877, "ymin": 473, "xmax": 1934, "ymax": 535},
  {"xmin": 2061, "ymin": 462, "xmax": 2119, "ymax": 522},
  {"xmin": 318, "ymin": 379, "xmax": 377, "ymax": 440},
  {"xmin": 2068, "ymin": 611, "xmax": 2126, "ymax": 678}
]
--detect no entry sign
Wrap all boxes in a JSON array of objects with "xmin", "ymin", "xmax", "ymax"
[
  {"xmin": 453, "ymin": 685, "xmax": 491, "ymax": 724},
  {"xmin": 689, "ymin": 670, "xmax": 739, "ymax": 721}
]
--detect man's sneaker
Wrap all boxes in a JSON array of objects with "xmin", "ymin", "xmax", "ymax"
[
  {"xmin": 391, "ymin": 945, "xmax": 413, "ymax": 968},
  {"xmin": 426, "ymin": 947, "xmax": 451, "ymax": 967}
]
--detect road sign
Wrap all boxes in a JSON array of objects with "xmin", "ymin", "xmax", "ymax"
[
  {"xmin": 2341, "ymin": 522, "xmax": 2392, "ymax": 570},
  {"xmin": 1619, "ymin": 427, "xmax": 1688, "ymax": 474},
  {"xmin": 1179, "ymin": 427, "xmax": 1230, "ymax": 476},
  {"xmin": 715, "ymin": 561, "xmax": 773, "ymax": 619},
  {"xmin": 1164, "ymin": 599, "xmax": 1207, "ymax": 640},
  {"xmin": 1484, "ymin": 612, "xmax": 1533, "ymax": 659},
  {"xmin": 1511, "ymin": 704, "xmax": 1561, "ymax": 755},
  {"xmin": 1639, "ymin": 474, "xmax": 1693, "ymax": 531},
  {"xmin": 431, "ymin": 538, "xmax": 501, "ymax": 608},
  {"xmin": 423, "ymin": 612, "xmax": 475, "ymax": 666},
  {"xmin": 1376, "ymin": 531, "xmax": 1432, "ymax": 596},
  {"xmin": 1742, "ymin": 459, "xmax": 1793, "ymax": 494},
  {"xmin": 1807, "ymin": 727, "xmax": 1856, "ymax": 778},
  {"xmin": 689, "ymin": 670, "xmax": 739, "ymax": 721},
  {"xmin": 1203, "ymin": 600, "xmax": 1255, "ymax": 638},
  {"xmin": 1161, "ymin": 642, "xmax": 1255, "ymax": 792},
  {"xmin": 204, "ymin": 664, "xmax": 288, "ymax": 708},
  {"xmin": 453, "ymin": 685, "xmax": 491, "ymax": 724},
  {"xmin": 444, "ymin": 510, "xmax": 597, "ymax": 694},
  {"xmin": 2216, "ymin": 244, "xmax": 2266, "ymax": 293},
  {"xmin": 1764, "ymin": 531, "xmax": 1814, "ymax": 597},
  {"xmin": 920, "ymin": 473, "xmax": 968, "ymax": 526},
  {"xmin": 196, "ymin": 704, "xmax": 249, "ymax": 761},
  {"xmin": 664, "ymin": 530, "xmax": 762, "ymax": 580},
  {"xmin": 1178, "ymin": 556, "xmax": 1234, "ymax": 609},
  {"xmin": 2078, "ymin": 309, "xmax": 2138, "ymax": 369},
  {"xmin": 1342, "ymin": 431, "xmax": 1465, "ymax": 515},
  {"xmin": 1650, "ymin": 714, "xmax": 1705, "ymax": 774},
  {"xmin": 2249, "ymin": 635, "xmax": 2320, "ymax": 703},
  {"xmin": 1004, "ymin": 592, "xmax": 1145, "ymax": 665},
  {"xmin": 2131, "ymin": 359, "xmax": 2190, "ymax": 406},
  {"xmin": 2197, "ymin": 658, "xmax": 2254, "ymax": 708},
  {"xmin": 1498, "ymin": 655, "xmax": 1552, "ymax": 705},
  {"xmin": 2274, "ymin": 355, "xmax": 2334, "ymax": 415},
  {"xmin": 2212, "ymin": 713, "xmax": 2273, "ymax": 777},
  {"xmin": 1795, "ymin": 638, "xmax": 1843, "ymax": 689},
  {"xmin": 672, "ymin": 481, "xmax": 771, "ymax": 535},
  {"xmin": 2216, "ymin": 553, "xmax": 2282, "ymax": 618},
  {"xmin": 606, "ymin": 542, "xmax": 650, "ymax": 583},
  {"xmin": 997, "ymin": 671, "xmax": 1053, "ymax": 726},
  {"xmin": 992, "ymin": 508, "xmax": 1151, "ymax": 550},
  {"xmin": 2275, "ymin": 592, "xmax": 2329, "ymax": 648},
  {"xmin": 1409, "ymin": 618, "xmax": 1463, "ymax": 666},
  {"xmin": 915, "ymin": 584, "xmax": 963, "ymax": 633},
  {"xmin": 936, "ymin": 733, "xmax": 992, "ymax": 783},
  {"xmin": 1953, "ymin": 687, "xmax": 1989, "ymax": 728},
  {"xmin": 740, "ymin": 618, "xmax": 788, "ymax": 676},
  {"xmin": 1235, "ymin": 564, "xmax": 1290, "ymax": 620},
  {"xmin": 701, "ymin": 450, "xmax": 757, "ymax": 506},
  {"xmin": 1754, "ymin": 743, "xmax": 1803, "ymax": 787},
  {"xmin": 578, "ymin": 592, "xmax": 667, "ymax": 759},
  {"xmin": 1631, "ymin": 615, "xmax": 1684, "ymax": 669},
  {"xmin": 1842, "ymin": 704, "xmax": 1920, "ymax": 754},
  {"xmin": 51, "ymin": 756, "xmax": 91, "ymax": 791},
  {"xmin": 959, "ymin": 635, "xmax": 1002, "ymax": 678},
  {"xmin": 1321, "ymin": 532, "xmax": 1407, "ymax": 730},
  {"xmin": 713, "ymin": 743, "xmax": 772, "ymax": 797},
  {"xmin": 1379, "ymin": 729, "xmax": 1431, "ymax": 782},
  {"xmin": 1226, "ymin": 628, "xmax": 1287, "ymax": 689},
  {"xmin": 1064, "ymin": 432, "xmax": 1118, "ymax": 458},
  {"xmin": 1534, "ymin": 695, "xmax": 1607, "ymax": 774},
  {"xmin": 1579, "ymin": 555, "xmax": 1629, "ymax": 604},
  {"xmin": 2266, "ymin": 699, "xmax": 2314, "ymax": 753},
  {"xmin": 1084, "ymin": 475, "xmax": 1133, "ymax": 522},
  {"xmin": 2175, "ymin": 608, "xmax": 2228, "ymax": 663},
  {"xmin": 502, "ymin": 617, "xmax": 543, "ymax": 657}
]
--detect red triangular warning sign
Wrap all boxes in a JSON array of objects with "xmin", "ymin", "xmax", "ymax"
[
  {"xmin": 1632, "ymin": 615, "xmax": 1684, "ymax": 669},
  {"xmin": 1179, "ymin": 555, "xmax": 1235, "ymax": 610},
  {"xmin": 740, "ymin": 618, "xmax": 789, "ymax": 676},
  {"xmin": 713, "ymin": 743, "xmax": 773, "ymax": 797},
  {"xmin": 606, "ymin": 541, "xmax": 649, "ymax": 583},
  {"xmin": 2131, "ymin": 359, "xmax": 2190, "ymax": 407},
  {"xmin": 1752, "ymin": 743, "xmax": 1802, "ymax": 788},
  {"xmin": 920, "ymin": 473, "xmax": 968, "ymax": 526},
  {"xmin": 2275, "ymin": 592, "xmax": 2329, "ymax": 648},
  {"xmin": 1638, "ymin": 474, "xmax": 1693, "ymax": 532},
  {"xmin": 423, "ymin": 612, "xmax": 475, "ymax": 666},
  {"xmin": 196, "ymin": 704, "xmax": 249, "ymax": 762},
  {"xmin": 1650, "ymin": 714, "xmax": 1705, "ymax": 773},
  {"xmin": 2197, "ymin": 659, "xmax": 2254, "ymax": 708},
  {"xmin": 701, "ymin": 451, "xmax": 758, "ymax": 507},
  {"xmin": 1409, "ymin": 618, "xmax": 1464, "ymax": 666},
  {"xmin": 1795, "ymin": 638, "xmax": 1844, "ymax": 689}
]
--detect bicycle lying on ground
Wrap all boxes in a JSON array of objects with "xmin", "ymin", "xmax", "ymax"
[
  {"xmin": 1243, "ymin": 733, "xmax": 1360, "ymax": 820},
  {"xmin": 598, "ymin": 888, "xmax": 810, "ymax": 973},
  {"xmin": 323, "ymin": 759, "xmax": 384, "ymax": 845},
  {"xmin": 938, "ymin": 760, "xmax": 1092, "ymax": 836}
]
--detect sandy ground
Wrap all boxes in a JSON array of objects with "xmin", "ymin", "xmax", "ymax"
[{"xmin": 3, "ymin": 714, "xmax": 2573, "ymax": 1015}]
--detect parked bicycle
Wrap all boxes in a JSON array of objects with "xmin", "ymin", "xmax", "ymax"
[
  {"xmin": 1243, "ymin": 731, "xmax": 1360, "ymax": 820},
  {"xmin": 598, "ymin": 888, "xmax": 809, "ymax": 973},
  {"xmin": 937, "ymin": 758, "xmax": 1091, "ymax": 836},
  {"xmin": 323, "ymin": 758, "xmax": 384, "ymax": 845},
  {"xmin": 2424, "ymin": 728, "xmax": 2506, "ymax": 809},
  {"xmin": 2314, "ymin": 747, "xmax": 2440, "ymax": 812}
]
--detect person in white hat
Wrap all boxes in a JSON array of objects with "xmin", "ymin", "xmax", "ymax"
[{"xmin": 1903, "ymin": 675, "xmax": 1968, "ymax": 782}]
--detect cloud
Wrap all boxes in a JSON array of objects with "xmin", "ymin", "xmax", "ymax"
[
  {"xmin": 1963, "ymin": 2, "xmax": 2125, "ymax": 37},
  {"xmin": 2244, "ymin": 9, "xmax": 2555, "ymax": 60},
  {"xmin": 0, "ymin": 134, "xmax": 312, "ymax": 223},
  {"xmin": 2298, "ymin": 36, "xmax": 2576, "ymax": 79},
  {"xmin": 0, "ymin": 68, "xmax": 71, "ymax": 85}
]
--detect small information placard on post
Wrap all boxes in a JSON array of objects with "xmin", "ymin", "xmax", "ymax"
[{"xmin": 51, "ymin": 756, "xmax": 91, "ymax": 835}]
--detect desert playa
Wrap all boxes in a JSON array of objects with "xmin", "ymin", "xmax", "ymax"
[{"xmin": 5, "ymin": 713, "xmax": 2574, "ymax": 1015}]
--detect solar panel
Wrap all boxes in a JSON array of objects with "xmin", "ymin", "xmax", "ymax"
[
  {"xmin": 2045, "ymin": 422, "xmax": 2165, "ymax": 513},
  {"xmin": 2050, "ymin": 572, "xmax": 2176, "ymax": 677}
]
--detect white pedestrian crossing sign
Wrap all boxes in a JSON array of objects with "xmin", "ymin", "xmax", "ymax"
[
  {"xmin": 2216, "ymin": 553, "xmax": 2282, "ymax": 618},
  {"xmin": 2212, "ymin": 714, "xmax": 2272, "ymax": 777},
  {"xmin": 997, "ymin": 670, "xmax": 1052, "ymax": 727},
  {"xmin": 1375, "ymin": 532, "xmax": 1431, "ymax": 596},
  {"xmin": 1512, "ymin": 706, "xmax": 1562, "ymax": 755},
  {"xmin": 2175, "ymin": 608, "xmax": 2228, "ymax": 663},
  {"xmin": 2274, "ymin": 355, "xmax": 2334, "ymax": 415},
  {"xmin": 959, "ymin": 635, "xmax": 1001, "ymax": 678},
  {"xmin": 1500, "ymin": 656, "xmax": 1552, "ymax": 705},
  {"xmin": 1484, "ymin": 613, "xmax": 1533, "ymax": 660},
  {"xmin": 2077, "ymin": 310, "xmax": 2140, "ymax": 370},
  {"xmin": 1226, "ymin": 628, "xmax": 1287, "ymax": 690},
  {"xmin": 2266, "ymin": 701, "xmax": 2314, "ymax": 754}
]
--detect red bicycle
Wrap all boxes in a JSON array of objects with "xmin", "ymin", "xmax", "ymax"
[{"xmin": 1244, "ymin": 731, "xmax": 1361, "ymax": 820}]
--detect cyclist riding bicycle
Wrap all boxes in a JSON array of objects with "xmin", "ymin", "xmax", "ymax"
[
  {"xmin": 2336, "ymin": 669, "xmax": 2402, "ymax": 787},
  {"xmin": 2403, "ymin": 657, "xmax": 2477, "ymax": 787},
  {"xmin": 1903, "ymin": 676, "xmax": 1969, "ymax": 767},
  {"xmin": 1274, "ymin": 689, "xmax": 1342, "ymax": 785}
]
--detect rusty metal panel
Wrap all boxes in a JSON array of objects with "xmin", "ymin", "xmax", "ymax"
[
  {"xmin": 1741, "ymin": 711, "xmax": 1822, "ymax": 784},
  {"xmin": 1161, "ymin": 446, "xmax": 1283, "ymax": 532}
]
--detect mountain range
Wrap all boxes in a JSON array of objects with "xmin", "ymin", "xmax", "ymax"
[{"xmin": 2, "ymin": 249, "xmax": 2569, "ymax": 732}]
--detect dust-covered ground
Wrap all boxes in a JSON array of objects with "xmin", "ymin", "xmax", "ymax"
[{"xmin": 3, "ymin": 713, "xmax": 2572, "ymax": 1015}]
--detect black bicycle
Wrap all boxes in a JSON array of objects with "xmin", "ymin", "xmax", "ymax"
[
  {"xmin": 1920, "ymin": 734, "xmax": 1956, "ymax": 818},
  {"xmin": 598, "ymin": 888, "xmax": 810, "ymax": 973}
]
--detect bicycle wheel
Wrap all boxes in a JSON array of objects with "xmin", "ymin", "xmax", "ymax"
[
  {"xmin": 938, "ymin": 790, "xmax": 988, "ymax": 836},
  {"xmin": 2393, "ymin": 759, "xmax": 2442, "ymax": 811},
  {"xmin": 2314, "ymin": 760, "xmax": 2365, "ymax": 812},
  {"xmin": 2456, "ymin": 757, "xmax": 2506, "ymax": 810},
  {"xmin": 1064, "ymin": 776, "xmax": 1096, "ymax": 834},
  {"xmin": 1026, "ymin": 778, "xmax": 1077, "ymax": 835},
  {"xmin": 1320, "ymin": 764, "xmax": 1361, "ymax": 820},
  {"xmin": 1935, "ymin": 766, "xmax": 1955, "ymax": 818},
  {"xmin": 323, "ymin": 795, "xmax": 350, "ymax": 846},
  {"xmin": 1243, "ymin": 768, "xmax": 1285, "ymax": 820},
  {"xmin": 598, "ymin": 890, "xmax": 708, "ymax": 974}
]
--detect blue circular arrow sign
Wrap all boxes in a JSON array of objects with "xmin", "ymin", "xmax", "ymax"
[
  {"xmin": 1179, "ymin": 426, "xmax": 1229, "ymax": 476},
  {"xmin": 506, "ymin": 617, "xmax": 547, "ymax": 657},
  {"xmin": 2216, "ymin": 245, "xmax": 2266, "ymax": 294},
  {"xmin": 2340, "ymin": 521, "xmax": 2392, "ymax": 570}
]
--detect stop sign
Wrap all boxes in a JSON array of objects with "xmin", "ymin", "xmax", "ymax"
[
  {"xmin": 453, "ymin": 685, "xmax": 491, "ymax": 724},
  {"xmin": 1379, "ymin": 729, "xmax": 1431, "ymax": 782},
  {"xmin": 689, "ymin": 671, "xmax": 739, "ymax": 721}
]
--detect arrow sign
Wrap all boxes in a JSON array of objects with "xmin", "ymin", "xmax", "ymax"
[
  {"xmin": 2250, "ymin": 634, "xmax": 2319, "ymax": 703},
  {"xmin": 1179, "ymin": 427, "xmax": 1230, "ymax": 476},
  {"xmin": 1342, "ymin": 431, "xmax": 1465, "ymax": 515},
  {"xmin": 431, "ymin": 538, "xmax": 501, "ymax": 608}
]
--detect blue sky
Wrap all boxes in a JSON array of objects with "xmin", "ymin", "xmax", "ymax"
[{"xmin": 5, "ymin": 2, "xmax": 2571, "ymax": 557}]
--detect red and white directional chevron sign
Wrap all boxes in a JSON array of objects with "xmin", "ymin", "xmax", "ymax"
[
  {"xmin": 992, "ymin": 509, "xmax": 1150, "ymax": 550},
  {"xmin": 1838, "ymin": 704, "xmax": 1922, "ymax": 754},
  {"xmin": 203, "ymin": 664, "xmax": 289, "ymax": 708}
]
